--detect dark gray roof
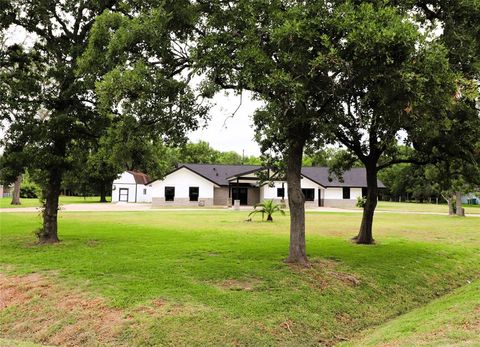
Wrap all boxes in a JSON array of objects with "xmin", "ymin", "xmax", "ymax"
[
  {"xmin": 179, "ymin": 163, "xmax": 262, "ymax": 186},
  {"xmin": 174, "ymin": 164, "xmax": 385, "ymax": 188},
  {"xmin": 301, "ymin": 167, "xmax": 386, "ymax": 188}
]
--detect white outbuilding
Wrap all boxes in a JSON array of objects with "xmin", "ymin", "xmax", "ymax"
[{"xmin": 111, "ymin": 171, "xmax": 152, "ymax": 203}]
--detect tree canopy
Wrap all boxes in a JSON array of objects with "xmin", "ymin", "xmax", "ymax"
[{"xmin": 0, "ymin": 0, "xmax": 208, "ymax": 242}]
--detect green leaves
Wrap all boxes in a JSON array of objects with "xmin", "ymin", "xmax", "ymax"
[
  {"xmin": 249, "ymin": 199, "xmax": 286, "ymax": 222},
  {"xmin": 80, "ymin": 1, "xmax": 209, "ymax": 148}
]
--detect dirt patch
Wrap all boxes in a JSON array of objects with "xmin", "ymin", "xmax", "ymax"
[
  {"xmin": 216, "ymin": 278, "xmax": 262, "ymax": 291},
  {"xmin": 289, "ymin": 258, "xmax": 340, "ymax": 271},
  {"xmin": 85, "ymin": 240, "xmax": 100, "ymax": 247},
  {"xmin": 280, "ymin": 319, "xmax": 294, "ymax": 333},
  {"xmin": 461, "ymin": 304, "xmax": 480, "ymax": 332},
  {"xmin": 328, "ymin": 271, "xmax": 361, "ymax": 287},
  {"xmin": 0, "ymin": 273, "xmax": 127, "ymax": 346},
  {"xmin": 134, "ymin": 298, "xmax": 168, "ymax": 316},
  {"xmin": 289, "ymin": 259, "xmax": 361, "ymax": 290}
]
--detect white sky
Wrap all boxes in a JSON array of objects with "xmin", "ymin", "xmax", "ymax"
[{"xmin": 188, "ymin": 92, "xmax": 263, "ymax": 156}]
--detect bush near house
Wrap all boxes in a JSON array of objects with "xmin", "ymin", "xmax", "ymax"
[
  {"xmin": 249, "ymin": 200, "xmax": 286, "ymax": 221},
  {"xmin": 356, "ymin": 196, "xmax": 367, "ymax": 208},
  {"xmin": 20, "ymin": 183, "xmax": 39, "ymax": 199}
]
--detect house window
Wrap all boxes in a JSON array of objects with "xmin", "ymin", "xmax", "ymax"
[
  {"xmin": 165, "ymin": 187, "xmax": 175, "ymax": 201},
  {"xmin": 277, "ymin": 188, "xmax": 285, "ymax": 198},
  {"xmin": 302, "ymin": 188, "xmax": 315, "ymax": 201},
  {"xmin": 143, "ymin": 189, "xmax": 147, "ymax": 195},
  {"xmin": 343, "ymin": 187, "xmax": 351, "ymax": 199},
  {"xmin": 362, "ymin": 187, "xmax": 368, "ymax": 197},
  {"xmin": 189, "ymin": 187, "xmax": 199, "ymax": 201}
]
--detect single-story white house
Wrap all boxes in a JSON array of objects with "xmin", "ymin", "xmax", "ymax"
[
  {"xmin": 111, "ymin": 164, "xmax": 385, "ymax": 208},
  {"xmin": 461, "ymin": 192, "xmax": 479, "ymax": 205},
  {"xmin": 111, "ymin": 171, "xmax": 152, "ymax": 203}
]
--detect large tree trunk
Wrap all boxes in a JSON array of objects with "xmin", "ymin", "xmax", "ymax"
[
  {"xmin": 355, "ymin": 164, "xmax": 378, "ymax": 244},
  {"xmin": 99, "ymin": 182, "xmax": 107, "ymax": 203},
  {"xmin": 39, "ymin": 170, "xmax": 61, "ymax": 243},
  {"xmin": 455, "ymin": 191, "xmax": 464, "ymax": 216},
  {"xmin": 11, "ymin": 174, "xmax": 22, "ymax": 205},
  {"xmin": 285, "ymin": 139, "xmax": 308, "ymax": 264}
]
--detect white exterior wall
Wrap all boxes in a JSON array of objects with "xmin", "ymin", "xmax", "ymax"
[
  {"xmin": 112, "ymin": 172, "xmax": 137, "ymax": 203},
  {"xmin": 323, "ymin": 187, "xmax": 362, "ymax": 200},
  {"xmin": 261, "ymin": 181, "xmax": 288, "ymax": 200},
  {"xmin": 114, "ymin": 172, "xmax": 137, "ymax": 185},
  {"xmin": 261, "ymin": 178, "xmax": 320, "ymax": 201},
  {"xmin": 136, "ymin": 184, "xmax": 153, "ymax": 203},
  {"xmin": 351, "ymin": 188, "xmax": 363, "ymax": 200},
  {"xmin": 150, "ymin": 167, "xmax": 216, "ymax": 200},
  {"xmin": 324, "ymin": 188, "xmax": 342, "ymax": 200},
  {"xmin": 260, "ymin": 180, "xmax": 363, "ymax": 207}
]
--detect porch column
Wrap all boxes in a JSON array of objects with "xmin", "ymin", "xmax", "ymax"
[
  {"xmin": 234, "ymin": 178, "xmax": 240, "ymax": 210},
  {"xmin": 227, "ymin": 184, "xmax": 232, "ymax": 207}
]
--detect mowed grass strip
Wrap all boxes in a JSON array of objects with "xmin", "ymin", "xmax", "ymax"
[
  {"xmin": 0, "ymin": 196, "xmax": 110, "ymax": 209},
  {"xmin": 375, "ymin": 201, "xmax": 480, "ymax": 214},
  {"xmin": 0, "ymin": 211, "xmax": 479, "ymax": 346}
]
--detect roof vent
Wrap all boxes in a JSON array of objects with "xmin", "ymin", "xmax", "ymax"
[{"xmin": 216, "ymin": 173, "xmax": 219, "ymax": 176}]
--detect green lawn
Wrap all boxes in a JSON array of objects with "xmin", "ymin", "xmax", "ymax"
[
  {"xmin": 344, "ymin": 280, "xmax": 480, "ymax": 346},
  {"xmin": 0, "ymin": 196, "xmax": 110, "ymax": 208},
  {"xmin": 0, "ymin": 210, "xmax": 479, "ymax": 346},
  {"xmin": 375, "ymin": 201, "xmax": 480, "ymax": 214}
]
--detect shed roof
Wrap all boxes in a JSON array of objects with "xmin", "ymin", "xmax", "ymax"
[{"xmin": 127, "ymin": 171, "xmax": 152, "ymax": 185}]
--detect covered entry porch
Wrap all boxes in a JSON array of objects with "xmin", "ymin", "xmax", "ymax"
[{"xmin": 227, "ymin": 173, "xmax": 261, "ymax": 206}]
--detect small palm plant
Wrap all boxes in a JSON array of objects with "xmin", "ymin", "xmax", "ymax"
[{"xmin": 249, "ymin": 200, "xmax": 286, "ymax": 222}]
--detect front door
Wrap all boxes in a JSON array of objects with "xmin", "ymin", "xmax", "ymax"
[
  {"xmin": 232, "ymin": 187, "xmax": 248, "ymax": 205},
  {"xmin": 119, "ymin": 188, "xmax": 129, "ymax": 202}
]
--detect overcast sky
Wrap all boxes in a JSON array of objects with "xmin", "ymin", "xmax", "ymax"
[{"xmin": 189, "ymin": 92, "xmax": 263, "ymax": 156}]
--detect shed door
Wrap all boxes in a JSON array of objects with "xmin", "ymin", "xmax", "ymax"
[{"xmin": 119, "ymin": 188, "xmax": 129, "ymax": 202}]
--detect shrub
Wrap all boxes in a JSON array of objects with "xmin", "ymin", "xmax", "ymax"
[
  {"xmin": 356, "ymin": 196, "xmax": 367, "ymax": 208},
  {"xmin": 248, "ymin": 200, "xmax": 286, "ymax": 222},
  {"xmin": 20, "ymin": 183, "xmax": 39, "ymax": 198}
]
